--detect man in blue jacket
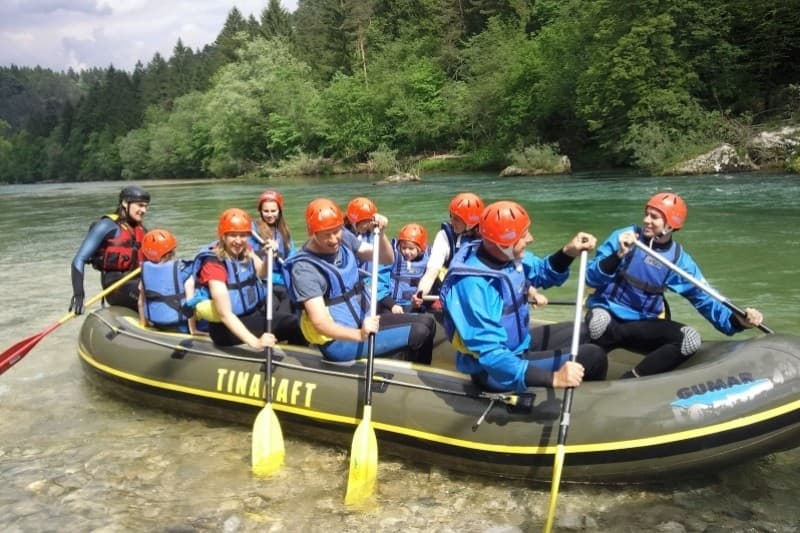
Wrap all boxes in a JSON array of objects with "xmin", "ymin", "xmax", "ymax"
[
  {"xmin": 440, "ymin": 200, "xmax": 606, "ymax": 392},
  {"xmin": 584, "ymin": 192, "xmax": 764, "ymax": 378}
]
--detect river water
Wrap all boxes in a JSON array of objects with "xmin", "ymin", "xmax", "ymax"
[{"xmin": 1, "ymin": 172, "xmax": 799, "ymax": 532}]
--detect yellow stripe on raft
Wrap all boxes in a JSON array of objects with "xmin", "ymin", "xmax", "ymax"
[{"xmin": 77, "ymin": 344, "xmax": 800, "ymax": 456}]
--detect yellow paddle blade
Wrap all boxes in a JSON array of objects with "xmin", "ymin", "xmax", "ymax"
[
  {"xmin": 251, "ymin": 403, "xmax": 285, "ymax": 477},
  {"xmin": 542, "ymin": 445, "xmax": 566, "ymax": 533},
  {"xmin": 344, "ymin": 405, "xmax": 378, "ymax": 506}
]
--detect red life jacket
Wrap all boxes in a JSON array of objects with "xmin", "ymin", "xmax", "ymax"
[{"xmin": 91, "ymin": 214, "xmax": 146, "ymax": 272}]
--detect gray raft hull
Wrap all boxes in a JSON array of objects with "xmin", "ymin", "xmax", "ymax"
[{"xmin": 77, "ymin": 307, "xmax": 800, "ymax": 483}]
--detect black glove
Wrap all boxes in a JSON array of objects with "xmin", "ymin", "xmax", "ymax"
[
  {"xmin": 70, "ymin": 264, "xmax": 85, "ymax": 315},
  {"xmin": 69, "ymin": 293, "xmax": 85, "ymax": 315}
]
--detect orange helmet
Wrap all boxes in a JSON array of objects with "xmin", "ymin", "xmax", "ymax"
[
  {"xmin": 346, "ymin": 197, "xmax": 377, "ymax": 224},
  {"xmin": 449, "ymin": 192, "xmax": 484, "ymax": 228},
  {"xmin": 646, "ymin": 192, "xmax": 687, "ymax": 230},
  {"xmin": 257, "ymin": 190, "xmax": 283, "ymax": 211},
  {"xmin": 142, "ymin": 229, "xmax": 177, "ymax": 262},
  {"xmin": 480, "ymin": 201, "xmax": 531, "ymax": 247},
  {"xmin": 397, "ymin": 223, "xmax": 428, "ymax": 252},
  {"xmin": 306, "ymin": 198, "xmax": 344, "ymax": 235},
  {"xmin": 217, "ymin": 208, "xmax": 252, "ymax": 237}
]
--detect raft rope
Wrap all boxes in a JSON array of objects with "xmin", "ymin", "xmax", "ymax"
[{"xmin": 89, "ymin": 314, "xmax": 527, "ymax": 412}]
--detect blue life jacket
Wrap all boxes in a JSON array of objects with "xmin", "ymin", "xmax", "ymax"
[
  {"xmin": 440, "ymin": 222, "xmax": 479, "ymax": 268},
  {"xmin": 141, "ymin": 259, "xmax": 193, "ymax": 329},
  {"xmin": 347, "ymin": 228, "xmax": 391, "ymax": 301},
  {"xmin": 193, "ymin": 242, "xmax": 265, "ymax": 316},
  {"xmin": 249, "ymin": 222, "xmax": 293, "ymax": 286},
  {"xmin": 389, "ymin": 239, "xmax": 430, "ymax": 306},
  {"xmin": 440, "ymin": 242, "xmax": 529, "ymax": 353},
  {"xmin": 598, "ymin": 233, "xmax": 682, "ymax": 318},
  {"xmin": 283, "ymin": 246, "xmax": 367, "ymax": 329}
]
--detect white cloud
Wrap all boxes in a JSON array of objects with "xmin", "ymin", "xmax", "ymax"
[{"xmin": 0, "ymin": 0, "xmax": 298, "ymax": 72}]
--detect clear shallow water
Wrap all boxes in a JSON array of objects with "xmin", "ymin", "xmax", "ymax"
[{"xmin": 1, "ymin": 172, "xmax": 799, "ymax": 532}]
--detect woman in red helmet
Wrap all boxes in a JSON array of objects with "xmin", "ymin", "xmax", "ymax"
[
  {"xmin": 193, "ymin": 208, "xmax": 303, "ymax": 349},
  {"xmin": 250, "ymin": 190, "xmax": 297, "ymax": 321},
  {"xmin": 250, "ymin": 190, "xmax": 295, "ymax": 285},
  {"xmin": 282, "ymin": 198, "xmax": 436, "ymax": 363},
  {"xmin": 137, "ymin": 229, "xmax": 205, "ymax": 335},
  {"xmin": 440, "ymin": 201, "xmax": 606, "ymax": 392},
  {"xmin": 413, "ymin": 192, "xmax": 484, "ymax": 307},
  {"xmin": 585, "ymin": 192, "xmax": 764, "ymax": 378}
]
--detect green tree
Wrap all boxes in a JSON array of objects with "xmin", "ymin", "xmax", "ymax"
[
  {"xmin": 260, "ymin": 0, "xmax": 293, "ymax": 39},
  {"xmin": 203, "ymin": 37, "xmax": 320, "ymax": 174}
]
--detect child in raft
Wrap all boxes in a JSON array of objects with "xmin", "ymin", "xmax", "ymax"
[{"xmin": 138, "ymin": 229, "xmax": 206, "ymax": 335}]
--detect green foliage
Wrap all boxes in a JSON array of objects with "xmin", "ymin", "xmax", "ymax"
[
  {"xmin": 368, "ymin": 143, "xmax": 399, "ymax": 174},
  {"xmin": 3, "ymin": 0, "xmax": 800, "ymax": 183},
  {"xmin": 262, "ymin": 151, "xmax": 334, "ymax": 176},
  {"xmin": 315, "ymin": 73, "xmax": 386, "ymax": 159},
  {"xmin": 508, "ymin": 143, "xmax": 564, "ymax": 171},
  {"xmin": 788, "ymin": 154, "xmax": 800, "ymax": 173}
]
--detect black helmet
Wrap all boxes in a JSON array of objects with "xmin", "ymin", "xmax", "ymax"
[{"xmin": 119, "ymin": 185, "xmax": 150, "ymax": 204}]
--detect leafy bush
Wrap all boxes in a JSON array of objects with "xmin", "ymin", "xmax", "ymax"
[
  {"xmin": 368, "ymin": 144, "xmax": 399, "ymax": 174},
  {"xmin": 508, "ymin": 143, "xmax": 564, "ymax": 171}
]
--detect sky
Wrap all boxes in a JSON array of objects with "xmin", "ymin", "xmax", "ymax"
[{"xmin": 0, "ymin": 0, "xmax": 298, "ymax": 73}]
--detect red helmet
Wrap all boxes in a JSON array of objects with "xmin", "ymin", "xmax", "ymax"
[
  {"xmin": 217, "ymin": 208, "xmax": 252, "ymax": 237},
  {"xmin": 646, "ymin": 192, "xmax": 687, "ymax": 230},
  {"xmin": 397, "ymin": 223, "xmax": 428, "ymax": 252},
  {"xmin": 142, "ymin": 229, "xmax": 177, "ymax": 262},
  {"xmin": 480, "ymin": 201, "xmax": 531, "ymax": 247},
  {"xmin": 449, "ymin": 192, "xmax": 484, "ymax": 228},
  {"xmin": 257, "ymin": 190, "xmax": 283, "ymax": 211},
  {"xmin": 346, "ymin": 197, "xmax": 377, "ymax": 224},
  {"xmin": 306, "ymin": 198, "xmax": 344, "ymax": 235}
]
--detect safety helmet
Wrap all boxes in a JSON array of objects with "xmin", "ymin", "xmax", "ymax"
[
  {"xmin": 119, "ymin": 185, "xmax": 150, "ymax": 204},
  {"xmin": 257, "ymin": 190, "xmax": 283, "ymax": 211},
  {"xmin": 480, "ymin": 201, "xmax": 531, "ymax": 247},
  {"xmin": 305, "ymin": 198, "xmax": 344, "ymax": 235},
  {"xmin": 646, "ymin": 192, "xmax": 687, "ymax": 230},
  {"xmin": 142, "ymin": 229, "xmax": 177, "ymax": 262},
  {"xmin": 397, "ymin": 223, "xmax": 428, "ymax": 252},
  {"xmin": 449, "ymin": 192, "xmax": 484, "ymax": 228},
  {"xmin": 217, "ymin": 208, "xmax": 252, "ymax": 237},
  {"xmin": 346, "ymin": 197, "xmax": 377, "ymax": 224}
]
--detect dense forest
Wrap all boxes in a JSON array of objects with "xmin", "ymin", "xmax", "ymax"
[{"xmin": 1, "ymin": 0, "xmax": 800, "ymax": 184}]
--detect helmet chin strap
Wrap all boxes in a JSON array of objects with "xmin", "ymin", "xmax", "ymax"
[
  {"xmin": 649, "ymin": 226, "xmax": 674, "ymax": 247},
  {"xmin": 497, "ymin": 244, "xmax": 517, "ymax": 262}
]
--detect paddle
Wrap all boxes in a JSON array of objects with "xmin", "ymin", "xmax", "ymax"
[
  {"xmin": 251, "ymin": 248, "xmax": 285, "ymax": 476},
  {"xmin": 631, "ymin": 239, "xmax": 773, "ymax": 334},
  {"xmin": 543, "ymin": 249, "xmax": 588, "ymax": 533},
  {"xmin": 422, "ymin": 295, "xmax": 574, "ymax": 306},
  {"xmin": 344, "ymin": 226, "xmax": 381, "ymax": 506},
  {"xmin": 0, "ymin": 267, "xmax": 142, "ymax": 376}
]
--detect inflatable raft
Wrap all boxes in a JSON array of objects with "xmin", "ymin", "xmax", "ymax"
[{"xmin": 77, "ymin": 306, "xmax": 800, "ymax": 483}]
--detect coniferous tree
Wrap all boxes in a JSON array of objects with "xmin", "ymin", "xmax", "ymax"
[{"xmin": 260, "ymin": 0, "xmax": 293, "ymax": 39}]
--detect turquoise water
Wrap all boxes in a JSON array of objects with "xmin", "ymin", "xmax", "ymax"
[{"xmin": 1, "ymin": 171, "xmax": 799, "ymax": 531}]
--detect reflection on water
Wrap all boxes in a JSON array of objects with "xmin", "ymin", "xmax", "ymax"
[{"xmin": 2, "ymin": 173, "xmax": 800, "ymax": 531}]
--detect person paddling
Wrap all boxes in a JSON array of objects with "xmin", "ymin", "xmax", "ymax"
[
  {"xmin": 283, "ymin": 198, "xmax": 436, "ymax": 364},
  {"xmin": 440, "ymin": 201, "xmax": 607, "ymax": 391},
  {"xmin": 250, "ymin": 190, "xmax": 297, "ymax": 320},
  {"xmin": 584, "ymin": 192, "xmax": 764, "ymax": 378},
  {"xmin": 344, "ymin": 196, "xmax": 395, "ymax": 314},
  {"xmin": 193, "ymin": 208, "xmax": 303, "ymax": 348}
]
